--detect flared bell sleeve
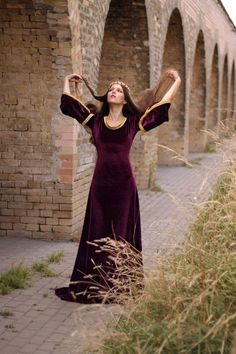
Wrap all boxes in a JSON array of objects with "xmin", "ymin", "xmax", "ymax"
[
  {"xmin": 60, "ymin": 93, "xmax": 94, "ymax": 128},
  {"xmin": 138, "ymin": 100, "xmax": 171, "ymax": 132}
]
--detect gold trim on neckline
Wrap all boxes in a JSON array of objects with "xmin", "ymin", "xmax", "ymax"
[{"xmin": 104, "ymin": 116, "xmax": 127, "ymax": 130}]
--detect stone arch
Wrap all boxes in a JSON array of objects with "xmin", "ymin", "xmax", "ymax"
[
  {"xmin": 229, "ymin": 61, "xmax": 235, "ymax": 119},
  {"xmin": 221, "ymin": 55, "xmax": 228, "ymax": 123},
  {"xmin": 158, "ymin": 8, "xmax": 186, "ymax": 166},
  {"xmin": 207, "ymin": 44, "xmax": 219, "ymax": 142},
  {"xmin": 97, "ymin": 0, "xmax": 149, "ymax": 96},
  {"xmin": 97, "ymin": 0, "xmax": 151, "ymax": 189},
  {"xmin": 189, "ymin": 30, "xmax": 206, "ymax": 152}
]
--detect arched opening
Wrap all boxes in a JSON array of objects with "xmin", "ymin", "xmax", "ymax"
[
  {"xmin": 221, "ymin": 55, "xmax": 228, "ymax": 124},
  {"xmin": 97, "ymin": 0, "xmax": 151, "ymax": 189},
  {"xmin": 229, "ymin": 61, "xmax": 235, "ymax": 120},
  {"xmin": 158, "ymin": 8, "xmax": 185, "ymax": 166},
  {"xmin": 207, "ymin": 44, "xmax": 219, "ymax": 143},
  {"xmin": 97, "ymin": 0, "xmax": 149, "ymax": 96},
  {"xmin": 189, "ymin": 30, "xmax": 206, "ymax": 153}
]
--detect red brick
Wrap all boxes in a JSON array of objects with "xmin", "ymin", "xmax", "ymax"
[
  {"xmin": 1, "ymin": 209, "xmax": 14, "ymax": 216},
  {"xmin": 52, "ymin": 225, "xmax": 71, "ymax": 233},
  {"xmin": 59, "ymin": 219, "xmax": 72, "ymax": 226},
  {"xmin": 0, "ymin": 216, "xmax": 20, "ymax": 223},
  {"xmin": 46, "ymin": 218, "xmax": 58, "ymax": 225},
  {"xmin": 40, "ymin": 210, "xmax": 53, "ymax": 217},
  {"xmin": 40, "ymin": 225, "xmax": 52, "ymax": 232},
  {"xmin": 52, "ymin": 196, "xmax": 72, "ymax": 204},
  {"xmin": 13, "ymin": 223, "xmax": 26, "ymax": 231},
  {"xmin": 26, "ymin": 224, "xmax": 39, "ymax": 231},
  {"xmin": 53, "ymin": 211, "xmax": 72, "ymax": 218},
  {"xmin": 21, "ymin": 216, "xmax": 45, "ymax": 224},
  {"xmin": 1, "ymin": 222, "xmax": 13, "ymax": 229},
  {"xmin": 7, "ymin": 230, "xmax": 32, "ymax": 237}
]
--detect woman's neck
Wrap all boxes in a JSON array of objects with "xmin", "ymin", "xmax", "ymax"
[{"xmin": 108, "ymin": 105, "xmax": 124, "ymax": 121}]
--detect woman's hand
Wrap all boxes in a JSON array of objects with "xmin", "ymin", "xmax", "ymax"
[
  {"xmin": 66, "ymin": 73, "xmax": 83, "ymax": 83},
  {"xmin": 165, "ymin": 69, "xmax": 181, "ymax": 82},
  {"xmin": 63, "ymin": 73, "xmax": 83, "ymax": 95},
  {"xmin": 160, "ymin": 69, "xmax": 181, "ymax": 102}
]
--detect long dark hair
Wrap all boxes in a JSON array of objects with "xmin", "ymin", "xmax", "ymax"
[
  {"xmin": 74, "ymin": 68, "xmax": 177, "ymax": 115},
  {"xmin": 76, "ymin": 78, "xmax": 141, "ymax": 116}
]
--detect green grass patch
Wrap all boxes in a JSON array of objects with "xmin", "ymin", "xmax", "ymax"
[
  {"xmin": 47, "ymin": 251, "xmax": 64, "ymax": 263},
  {"xmin": 102, "ymin": 168, "xmax": 236, "ymax": 353},
  {"xmin": 0, "ymin": 257, "xmax": 59, "ymax": 295},
  {"xmin": 204, "ymin": 143, "xmax": 216, "ymax": 153},
  {"xmin": 0, "ymin": 264, "xmax": 32, "ymax": 295},
  {"xmin": 0, "ymin": 309, "xmax": 14, "ymax": 318},
  {"xmin": 32, "ymin": 262, "xmax": 57, "ymax": 277}
]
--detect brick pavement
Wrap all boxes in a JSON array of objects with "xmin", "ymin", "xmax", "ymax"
[{"xmin": 0, "ymin": 139, "xmax": 235, "ymax": 354}]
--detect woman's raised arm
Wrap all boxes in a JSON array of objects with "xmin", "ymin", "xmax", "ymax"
[
  {"xmin": 160, "ymin": 70, "xmax": 181, "ymax": 103},
  {"xmin": 60, "ymin": 73, "xmax": 94, "ymax": 129}
]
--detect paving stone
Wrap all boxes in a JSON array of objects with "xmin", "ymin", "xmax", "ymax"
[
  {"xmin": 2, "ymin": 346, "xmax": 22, "ymax": 354},
  {"xmin": 19, "ymin": 343, "xmax": 39, "ymax": 354}
]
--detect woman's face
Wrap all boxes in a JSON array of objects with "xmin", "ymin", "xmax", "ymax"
[{"xmin": 107, "ymin": 84, "xmax": 126, "ymax": 105}]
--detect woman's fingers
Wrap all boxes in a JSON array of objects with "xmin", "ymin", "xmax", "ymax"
[
  {"xmin": 165, "ymin": 69, "xmax": 179, "ymax": 81},
  {"xmin": 67, "ymin": 73, "xmax": 83, "ymax": 82}
]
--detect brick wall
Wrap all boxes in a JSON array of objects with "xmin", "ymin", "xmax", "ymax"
[
  {"xmin": 0, "ymin": 0, "xmax": 77, "ymax": 239},
  {"xmin": 207, "ymin": 45, "xmax": 219, "ymax": 142},
  {"xmin": 158, "ymin": 8, "xmax": 186, "ymax": 166},
  {"xmin": 189, "ymin": 31, "xmax": 206, "ymax": 152},
  {"xmin": 221, "ymin": 55, "xmax": 229, "ymax": 123},
  {"xmin": 229, "ymin": 62, "xmax": 235, "ymax": 119},
  {"xmin": 0, "ymin": 0, "xmax": 236, "ymax": 240}
]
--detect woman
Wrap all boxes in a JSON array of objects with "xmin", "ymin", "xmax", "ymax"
[{"xmin": 55, "ymin": 69, "xmax": 181, "ymax": 303}]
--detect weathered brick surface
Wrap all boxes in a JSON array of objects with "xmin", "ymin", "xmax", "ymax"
[
  {"xmin": 0, "ymin": 0, "xmax": 71, "ymax": 239},
  {"xmin": 0, "ymin": 0, "xmax": 236, "ymax": 240}
]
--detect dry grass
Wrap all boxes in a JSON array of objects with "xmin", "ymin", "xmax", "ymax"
[
  {"xmin": 99, "ymin": 164, "xmax": 236, "ymax": 353},
  {"xmin": 85, "ymin": 238, "xmax": 144, "ymax": 305}
]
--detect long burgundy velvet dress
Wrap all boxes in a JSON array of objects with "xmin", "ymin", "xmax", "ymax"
[{"xmin": 55, "ymin": 92, "xmax": 171, "ymax": 303}]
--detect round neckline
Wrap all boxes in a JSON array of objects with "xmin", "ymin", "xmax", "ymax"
[{"xmin": 103, "ymin": 116, "xmax": 127, "ymax": 130}]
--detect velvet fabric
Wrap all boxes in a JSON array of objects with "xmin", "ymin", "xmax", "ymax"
[{"xmin": 55, "ymin": 93, "xmax": 171, "ymax": 303}]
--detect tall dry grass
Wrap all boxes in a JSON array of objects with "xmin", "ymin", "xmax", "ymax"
[{"xmin": 99, "ymin": 150, "xmax": 236, "ymax": 353}]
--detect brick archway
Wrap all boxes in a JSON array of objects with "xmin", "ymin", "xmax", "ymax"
[
  {"xmin": 97, "ymin": 0, "xmax": 149, "ymax": 97},
  {"xmin": 158, "ymin": 8, "xmax": 185, "ymax": 166},
  {"xmin": 189, "ymin": 30, "xmax": 206, "ymax": 153},
  {"xmin": 97, "ymin": 0, "xmax": 154, "ymax": 189},
  {"xmin": 207, "ymin": 44, "xmax": 219, "ymax": 142},
  {"xmin": 221, "ymin": 55, "xmax": 228, "ymax": 124},
  {"xmin": 229, "ymin": 61, "xmax": 235, "ymax": 119}
]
